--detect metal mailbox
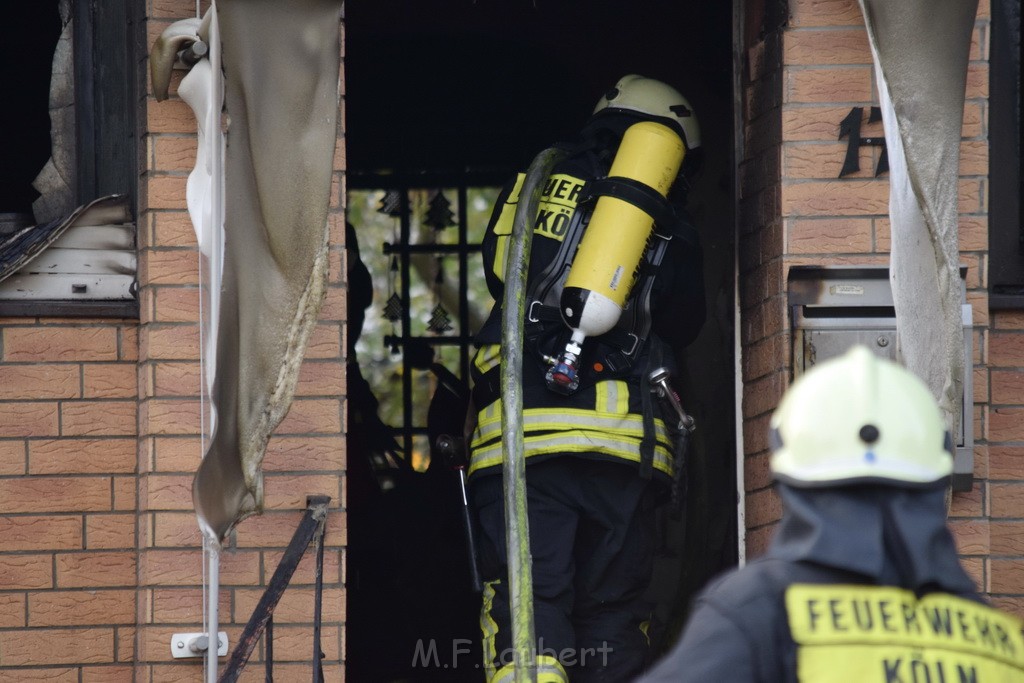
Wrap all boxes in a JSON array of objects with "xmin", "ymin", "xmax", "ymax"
[{"xmin": 788, "ymin": 266, "xmax": 974, "ymax": 491}]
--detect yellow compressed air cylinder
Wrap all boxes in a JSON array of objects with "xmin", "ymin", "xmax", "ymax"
[{"xmin": 560, "ymin": 121, "xmax": 685, "ymax": 339}]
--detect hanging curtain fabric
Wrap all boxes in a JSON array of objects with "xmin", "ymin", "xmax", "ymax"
[
  {"xmin": 857, "ymin": 0, "xmax": 978, "ymax": 436},
  {"xmin": 189, "ymin": 0, "xmax": 344, "ymax": 544}
]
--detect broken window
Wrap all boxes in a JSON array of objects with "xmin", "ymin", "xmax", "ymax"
[{"xmin": 0, "ymin": 0, "xmax": 140, "ymax": 317}]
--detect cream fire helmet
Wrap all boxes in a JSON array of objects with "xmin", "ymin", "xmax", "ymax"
[
  {"xmin": 769, "ymin": 346, "xmax": 953, "ymax": 488},
  {"xmin": 593, "ymin": 74, "xmax": 701, "ymax": 153}
]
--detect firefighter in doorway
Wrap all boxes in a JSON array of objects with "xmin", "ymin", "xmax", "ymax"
[
  {"xmin": 640, "ymin": 346, "xmax": 1024, "ymax": 682},
  {"xmin": 468, "ymin": 75, "xmax": 707, "ymax": 682}
]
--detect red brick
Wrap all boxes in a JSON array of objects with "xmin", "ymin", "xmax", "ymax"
[
  {"xmin": 56, "ymin": 552, "xmax": 136, "ymax": 588},
  {"xmin": 113, "ymin": 476, "xmax": 136, "ymax": 511},
  {"xmin": 0, "ymin": 628, "xmax": 114, "ymax": 665},
  {"xmin": 146, "ymin": 99, "xmax": 197, "ymax": 134},
  {"xmin": 782, "ymin": 105, "xmax": 867, "ymax": 142},
  {"xmin": 152, "ymin": 436, "xmax": 203, "ymax": 472},
  {"xmin": 86, "ymin": 514, "xmax": 136, "ymax": 549},
  {"xmin": 0, "ymin": 439, "xmax": 26, "ymax": 474},
  {"xmin": 150, "ymin": 211, "xmax": 197, "ymax": 248},
  {"xmin": 149, "ymin": 587, "xmax": 228, "ymax": 624},
  {"xmin": 153, "ymin": 362, "xmax": 201, "ymax": 397},
  {"xmin": 991, "ymin": 483, "xmax": 1024, "ymax": 518},
  {"xmin": 141, "ymin": 324, "xmax": 200, "ymax": 362},
  {"xmin": 0, "ymin": 477, "xmax": 110, "ymax": 513},
  {"xmin": 139, "ymin": 549, "xmax": 260, "ymax": 586},
  {"xmin": 949, "ymin": 485, "xmax": 984, "ymax": 517},
  {"xmin": 0, "ymin": 554, "xmax": 54, "ymax": 589},
  {"xmin": 948, "ymin": 518, "xmax": 989, "ymax": 556},
  {"xmin": 295, "ymin": 360, "xmax": 344, "ymax": 397},
  {"xmin": 0, "ymin": 401, "xmax": 58, "ymax": 438},
  {"xmin": 0, "ymin": 364, "xmax": 80, "ymax": 400},
  {"xmin": 140, "ymin": 249, "xmax": 199, "ymax": 287},
  {"xmin": 789, "ymin": 0, "xmax": 863, "ymax": 27},
  {"xmin": 782, "ymin": 179, "xmax": 889, "ymax": 217},
  {"xmin": 962, "ymin": 102, "xmax": 984, "ymax": 138},
  {"xmin": 991, "ymin": 559, "xmax": 1024, "ymax": 594},
  {"xmin": 62, "ymin": 401, "xmax": 137, "ymax": 437},
  {"xmin": 152, "ymin": 512, "xmax": 202, "ymax": 547},
  {"xmin": 990, "ymin": 446, "xmax": 1024, "ymax": 481},
  {"xmin": 29, "ymin": 438, "xmax": 135, "ymax": 474},
  {"xmin": 784, "ymin": 28, "xmax": 870, "ymax": 65},
  {"xmin": 303, "ymin": 325, "xmax": 344, "ymax": 360},
  {"xmin": 263, "ymin": 547, "xmax": 342, "ymax": 586},
  {"xmin": 234, "ymin": 587, "xmax": 344, "ymax": 624},
  {"xmin": 263, "ymin": 474, "xmax": 341, "ymax": 511},
  {"xmin": 28, "ymin": 590, "xmax": 135, "ymax": 627},
  {"xmin": 0, "ymin": 515, "xmax": 82, "ymax": 550},
  {"xmin": 991, "ymin": 370, "xmax": 1024, "ymax": 405},
  {"xmin": 140, "ymin": 398, "xmax": 202, "ymax": 436},
  {"xmin": 990, "ymin": 408, "xmax": 1024, "ymax": 442},
  {"xmin": 787, "ymin": 66, "xmax": 873, "ymax": 104},
  {"xmin": 959, "ymin": 216, "xmax": 987, "ymax": 252},
  {"xmin": 83, "ymin": 665, "xmax": 134, "ymax": 682},
  {"xmin": 3, "ymin": 327, "xmax": 118, "ymax": 362},
  {"xmin": 990, "ymin": 332, "xmax": 1024, "ymax": 368},
  {"xmin": 262, "ymin": 625, "xmax": 340, "ymax": 662},
  {"xmin": 965, "ymin": 63, "xmax": 989, "ymax": 99},
  {"xmin": 317, "ymin": 286, "xmax": 346, "ymax": 323},
  {"xmin": 264, "ymin": 435, "xmax": 345, "ymax": 472},
  {"xmin": 990, "ymin": 521, "xmax": 1024, "ymax": 555},
  {"xmin": 83, "ymin": 364, "xmax": 137, "ymax": 399},
  {"xmin": 0, "ymin": 593, "xmax": 25, "ymax": 627},
  {"xmin": 152, "ymin": 136, "xmax": 198, "ymax": 173},
  {"xmin": 786, "ymin": 217, "xmax": 872, "ymax": 253},
  {"xmin": 275, "ymin": 398, "xmax": 342, "ymax": 435},
  {"xmin": 153, "ymin": 286, "xmax": 200, "ymax": 324},
  {"xmin": 783, "ymin": 142, "xmax": 875, "ymax": 180},
  {"xmin": 745, "ymin": 487, "xmax": 783, "ymax": 528},
  {"xmin": 142, "ymin": 474, "xmax": 193, "ymax": 511},
  {"xmin": 0, "ymin": 670, "xmax": 78, "ymax": 683},
  {"xmin": 120, "ymin": 326, "xmax": 139, "ymax": 362}
]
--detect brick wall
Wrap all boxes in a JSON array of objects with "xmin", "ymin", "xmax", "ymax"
[
  {"xmin": 0, "ymin": 318, "xmax": 140, "ymax": 680},
  {"xmin": 739, "ymin": 0, "xmax": 1006, "ymax": 606},
  {"xmin": 135, "ymin": 1, "xmax": 347, "ymax": 680},
  {"xmin": 738, "ymin": 4, "xmax": 788, "ymax": 557}
]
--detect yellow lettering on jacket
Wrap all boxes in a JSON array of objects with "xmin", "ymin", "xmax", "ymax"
[{"xmin": 785, "ymin": 584, "xmax": 1024, "ymax": 682}]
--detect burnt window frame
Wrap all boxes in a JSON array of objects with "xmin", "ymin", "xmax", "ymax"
[{"xmin": 0, "ymin": 0, "xmax": 141, "ymax": 319}]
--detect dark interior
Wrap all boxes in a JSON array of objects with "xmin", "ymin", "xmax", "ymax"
[{"xmin": 345, "ymin": 2, "xmax": 738, "ymax": 679}]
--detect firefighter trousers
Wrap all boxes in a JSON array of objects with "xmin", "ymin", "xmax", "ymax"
[{"xmin": 471, "ymin": 457, "xmax": 659, "ymax": 682}]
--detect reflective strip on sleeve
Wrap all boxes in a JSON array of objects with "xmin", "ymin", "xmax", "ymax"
[
  {"xmin": 474, "ymin": 344, "xmax": 502, "ymax": 376},
  {"xmin": 481, "ymin": 579, "xmax": 501, "ymax": 682}
]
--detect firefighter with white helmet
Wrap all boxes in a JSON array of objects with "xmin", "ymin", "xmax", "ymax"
[
  {"xmin": 639, "ymin": 346, "xmax": 1024, "ymax": 682},
  {"xmin": 469, "ymin": 75, "xmax": 706, "ymax": 681}
]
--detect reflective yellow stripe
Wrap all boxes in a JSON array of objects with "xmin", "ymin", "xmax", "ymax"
[
  {"xmin": 595, "ymin": 380, "xmax": 629, "ymax": 414},
  {"xmin": 481, "ymin": 580, "xmax": 501, "ymax": 681},
  {"xmin": 786, "ymin": 584, "xmax": 1024, "ymax": 683},
  {"xmin": 472, "ymin": 405, "xmax": 671, "ymax": 446},
  {"xmin": 469, "ymin": 430, "xmax": 673, "ymax": 476},
  {"xmin": 474, "ymin": 344, "xmax": 502, "ymax": 375},
  {"xmin": 491, "ymin": 656, "xmax": 568, "ymax": 683}
]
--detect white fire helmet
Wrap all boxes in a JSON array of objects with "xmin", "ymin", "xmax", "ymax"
[
  {"xmin": 770, "ymin": 346, "xmax": 953, "ymax": 488},
  {"xmin": 593, "ymin": 74, "xmax": 701, "ymax": 153}
]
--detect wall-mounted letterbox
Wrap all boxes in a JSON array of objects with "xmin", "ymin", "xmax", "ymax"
[{"xmin": 788, "ymin": 266, "xmax": 973, "ymax": 491}]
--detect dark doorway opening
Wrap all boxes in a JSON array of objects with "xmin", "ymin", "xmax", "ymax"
[{"xmin": 344, "ymin": 2, "xmax": 737, "ymax": 679}]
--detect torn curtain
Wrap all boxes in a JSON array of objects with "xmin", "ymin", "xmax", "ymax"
[
  {"xmin": 190, "ymin": 0, "xmax": 343, "ymax": 544},
  {"xmin": 858, "ymin": 0, "xmax": 977, "ymax": 438}
]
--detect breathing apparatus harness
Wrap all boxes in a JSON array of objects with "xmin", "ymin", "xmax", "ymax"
[{"xmin": 520, "ymin": 122, "xmax": 699, "ymax": 396}]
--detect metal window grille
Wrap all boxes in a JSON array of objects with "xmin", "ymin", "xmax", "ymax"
[{"xmin": 348, "ymin": 170, "xmax": 506, "ymax": 467}]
